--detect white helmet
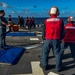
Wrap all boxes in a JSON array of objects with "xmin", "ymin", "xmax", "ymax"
[
  {"xmin": 49, "ymin": 6, "xmax": 59, "ymax": 16},
  {"xmin": 67, "ymin": 16, "xmax": 75, "ymax": 22}
]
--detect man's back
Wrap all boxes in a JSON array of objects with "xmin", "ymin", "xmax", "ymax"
[{"xmin": 44, "ymin": 17, "xmax": 64, "ymax": 40}]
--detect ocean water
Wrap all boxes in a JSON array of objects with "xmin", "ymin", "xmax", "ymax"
[{"xmin": 6, "ymin": 17, "xmax": 67, "ymax": 25}]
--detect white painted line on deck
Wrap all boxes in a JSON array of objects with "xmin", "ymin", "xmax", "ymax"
[
  {"xmin": 24, "ymin": 44, "xmax": 40, "ymax": 49},
  {"xmin": 37, "ymin": 35, "xmax": 42, "ymax": 36},
  {"xmin": 12, "ymin": 74, "xmax": 32, "ymax": 75},
  {"xmin": 12, "ymin": 61, "xmax": 44, "ymax": 75},
  {"xmin": 11, "ymin": 61, "xmax": 58, "ymax": 75},
  {"xmin": 24, "ymin": 41, "xmax": 43, "ymax": 49},
  {"xmin": 31, "ymin": 61, "xmax": 44, "ymax": 75},
  {"xmin": 0, "ymin": 63, "xmax": 11, "ymax": 65},
  {"xmin": 35, "ymin": 31, "xmax": 42, "ymax": 33},
  {"xmin": 48, "ymin": 72, "xmax": 59, "ymax": 75},
  {"xmin": 30, "ymin": 38, "xmax": 39, "ymax": 41}
]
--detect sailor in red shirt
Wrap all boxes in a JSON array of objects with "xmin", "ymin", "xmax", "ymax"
[
  {"xmin": 60, "ymin": 16, "xmax": 75, "ymax": 65},
  {"xmin": 40, "ymin": 6, "xmax": 64, "ymax": 72}
]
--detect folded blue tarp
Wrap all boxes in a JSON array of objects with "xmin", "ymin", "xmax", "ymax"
[
  {"xmin": 6, "ymin": 32, "xmax": 36, "ymax": 36},
  {"xmin": 0, "ymin": 46, "xmax": 25, "ymax": 65}
]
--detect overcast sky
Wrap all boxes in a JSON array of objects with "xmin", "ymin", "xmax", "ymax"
[{"xmin": 0, "ymin": 0, "xmax": 75, "ymax": 17}]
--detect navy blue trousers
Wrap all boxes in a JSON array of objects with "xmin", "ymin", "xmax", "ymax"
[
  {"xmin": 0, "ymin": 28, "xmax": 6, "ymax": 48},
  {"xmin": 41, "ymin": 39, "xmax": 62, "ymax": 71},
  {"xmin": 60, "ymin": 42, "xmax": 75, "ymax": 61}
]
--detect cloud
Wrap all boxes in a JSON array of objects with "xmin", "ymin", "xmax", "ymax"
[
  {"xmin": 0, "ymin": 2, "xmax": 13, "ymax": 8},
  {"xmin": 2, "ymin": 2, "xmax": 9, "ymax": 8},
  {"xmin": 22, "ymin": 8, "xmax": 31, "ymax": 14},
  {"xmin": 61, "ymin": 10, "xmax": 65, "ymax": 13},
  {"xmin": 12, "ymin": 11, "xmax": 15, "ymax": 14}
]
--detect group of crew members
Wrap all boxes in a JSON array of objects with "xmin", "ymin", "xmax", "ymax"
[
  {"xmin": 17, "ymin": 16, "xmax": 36, "ymax": 30},
  {"xmin": 0, "ymin": 10, "xmax": 36, "ymax": 50},
  {"xmin": 18, "ymin": 16, "xmax": 25, "ymax": 28},
  {"xmin": 7, "ymin": 15, "xmax": 36, "ymax": 32},
  {"xmin": 0, "ymin": 6, "xmax": 75, "ymax": 72},
  {"xmin": 40, "ymin": 6, "xmax": 75, "ymax": 72},
  {"xmin": 25, "ymin": 17, "xmax": 36, "ymax": 30},
  {"xmin": 9, "ymin": 16, "xmax": 36, "ymax": 30}
]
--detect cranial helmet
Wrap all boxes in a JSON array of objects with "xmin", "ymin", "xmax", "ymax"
[
  {"xmin": 67, "ymin": 16, "xmax": 75, "ymax": 22},
  {"xmin": 49, "ymin": 6, "xmax": 60, "ymax": 16}
]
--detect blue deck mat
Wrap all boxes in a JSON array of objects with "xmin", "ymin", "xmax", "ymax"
[
  {"xmin": 6, "ymin": 32, "xmax": 36, "ymax": 36},
  {"xmin": 0, "ymin": 47, "xmax": 25, "ymax": 65}
]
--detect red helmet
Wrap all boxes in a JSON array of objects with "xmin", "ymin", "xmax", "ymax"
[{"xmin": 49, "ymin": 6, "xmax": 59, "ymax": 16}]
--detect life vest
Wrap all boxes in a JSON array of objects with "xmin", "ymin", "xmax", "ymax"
[
  {"xmin": 63, "ymin": 23, "xmax": 75, "ymax": 42},
  {"xmin": 26, "ymin": 18, "xmax": 31, "ymax": 24},
  {"xmin": 45, "ymin": 18, "xmax": 62, "ymax": 40},
  {"xmin": 12, "ymin": 24, "xmax": 19, "ymax": 32}
]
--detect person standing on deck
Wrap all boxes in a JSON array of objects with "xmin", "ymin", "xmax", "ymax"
[
  {"xmin": 31, "ymin": 17, "xmax": 36, "ymax": 28},
  {"xmin": 8, "ymin": 15, "xmax": 12, "ymax": 22},
  {"xmin": 0, "ymin": 10, "xmax": 8, "ymax": 50},
  {"xmin": 40, "ymin": 6, "xmax": 64, "ymax": 72},
  {"xmin": 8, "ymin": 15, "xmax": 12, "ymax": 31},
  {"xmin": 25, "ymin": 17, "xmax": 31, "ymax": 30},
  {"xmin": 18, "ymin": 16, "xmax": 21, "ymax": 28},
  {"xmin": 20, "ymin": 17, "xmax": 24, "ymax": 28},
  {"xmin": 60, "ymin": 16, "xmax": 75, "ymax": 65}
]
